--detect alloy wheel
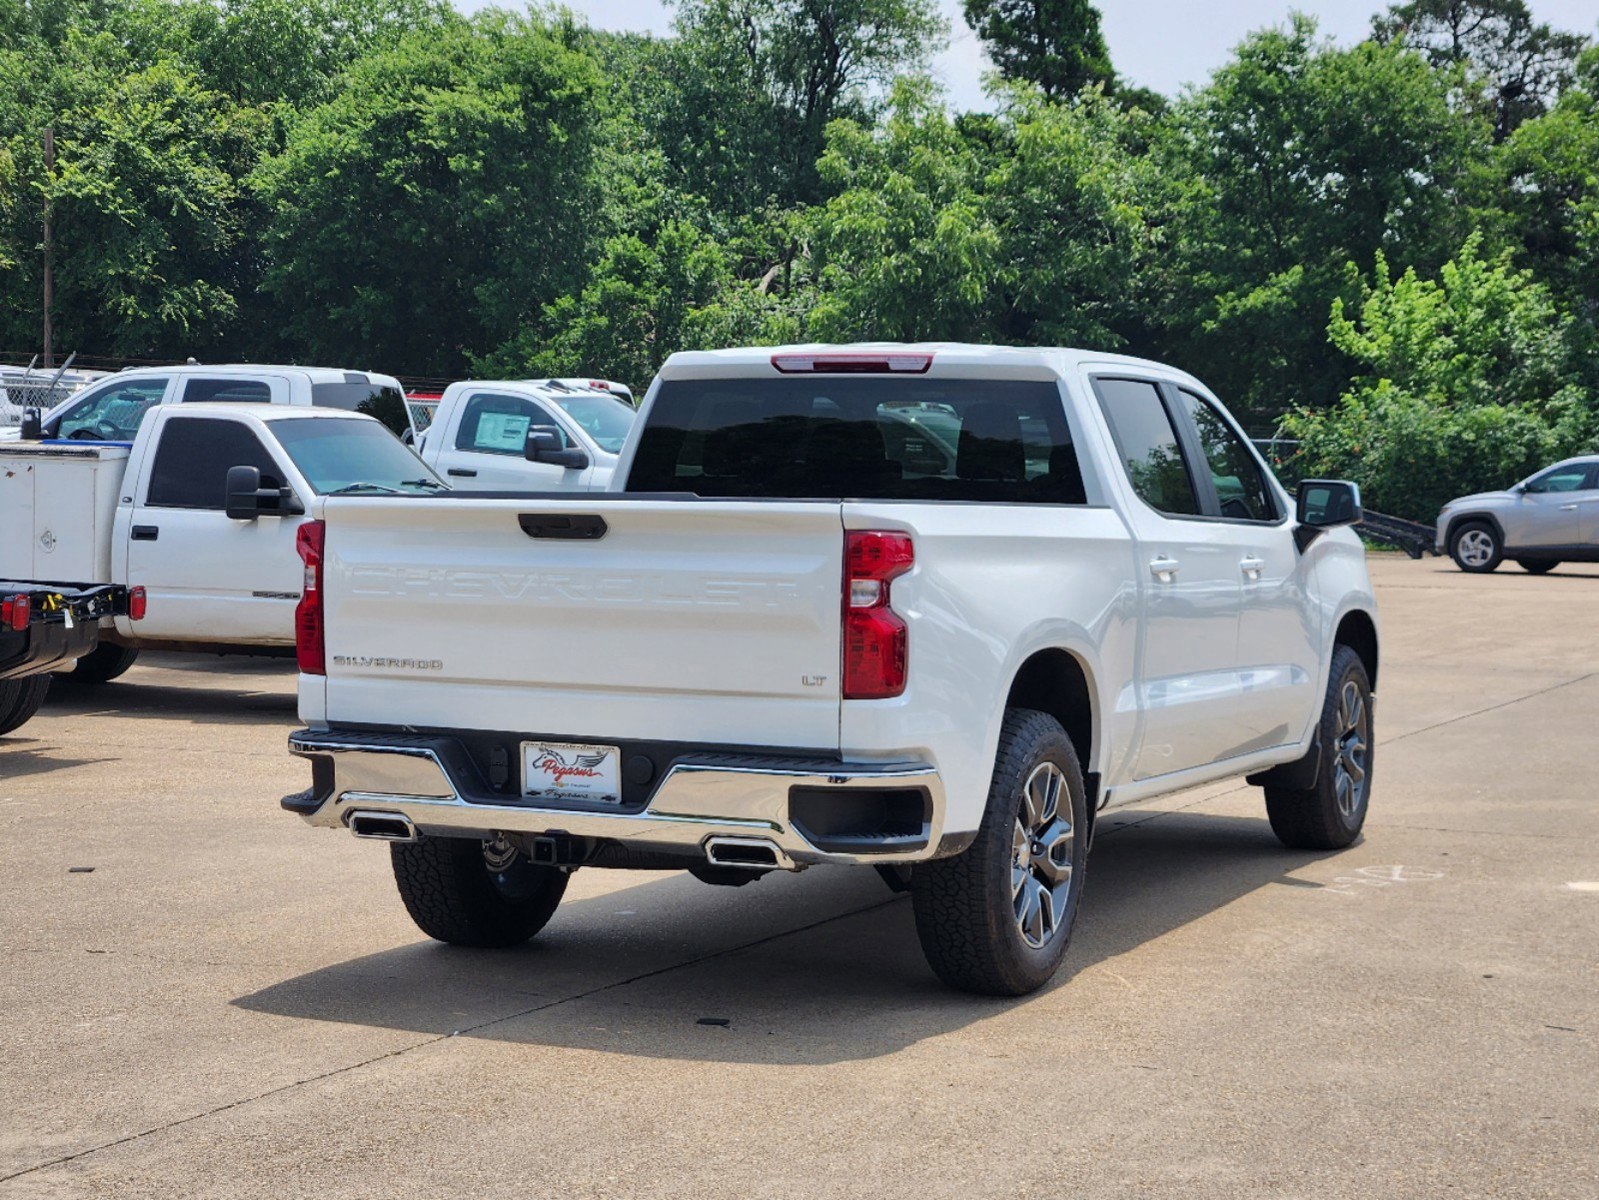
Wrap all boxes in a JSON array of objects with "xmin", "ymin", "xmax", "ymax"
[
  {"xmin": 1457, "ymin": 529, "xmax": 1495, "ymax": 567},
  {"xmin": 1332, "ymin": 680, "xmax": 1370, "ymax": 820},
  {"xmin": 1011, "ymin": 762, "xmax": 1075, "ymax": 949}
]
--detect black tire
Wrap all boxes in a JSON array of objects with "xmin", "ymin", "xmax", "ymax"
[
  {"xmin": 71, "ymin": 643, "xmax": 140, "ymax": 684},
  {"xmin": 1449, "ymin": 520, "xmax": 1502, "ymax": 573},
  {"xmin": 911, "ymin": 708, "xmax": 1089, "ymax": 997},
  {"xmin": 0, "ymin": 676, "xmax": 51, "ymax": 736},
  {"xmin": 1515, "ymin": 559, "xmax": 1558, "ymax": 575},
  {"xmin": 1264, "ymin": 645, "xmax": 1374, "ymax": 850},
  {"xmin": 390, "ymin": 836, "xmax": 568, "ymax": 948}
]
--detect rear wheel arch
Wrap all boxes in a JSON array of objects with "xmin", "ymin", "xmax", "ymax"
[{"xmin": 1005, "ymin": 648, "xmax": 1097, "ymax": 805}]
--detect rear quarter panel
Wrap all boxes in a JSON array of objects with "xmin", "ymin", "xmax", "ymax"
[{"xmin": 840, "ymin": 501, "xmax": 1141, "ymax": 835}]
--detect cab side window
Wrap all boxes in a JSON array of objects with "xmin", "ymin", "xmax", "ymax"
[
  {"xmin": 1524, "ymin": 465, "xmax": 1593, "ymax": 494},
  {"xmin": 146, "ymin": 419, "xmax": 282, "ymax": 509},
  {"xmin": 55, "ymin": 379, "xmax": 170, "ymax": 440},
  {"xmin": 1173, "ymin": 389, "xmax": 1279, "ymax": 522},
  {"xmin": 1093, "ymin": 378, "xmax": 1202, "ymax": 517},
  {"xmin": 182, "ymin": 378, "xmax": 272, "ymax": 403},
  {"xmin": 454, "ymin": 394, "xmax": 567, "ymax": 455}
]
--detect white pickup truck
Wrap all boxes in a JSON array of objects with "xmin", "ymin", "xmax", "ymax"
[
  {"xmin": 0, "ymin": 404, "xmax": 442, "ymax": 683},
  {"xmin": 412, "ymin": 379, "xmax": 636, "ymax": 490},
  {"xmin": 0, "ymin": 363, "xmax": 409, "ymax": 443},
  {"xmin": 283, "ymin": 345, "xmax": 1378, "ymax": 995}
]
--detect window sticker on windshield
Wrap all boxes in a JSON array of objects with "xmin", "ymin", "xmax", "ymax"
[{"xmin": 477, "ymin": 412, "xmax": 531, "ymax": 452}]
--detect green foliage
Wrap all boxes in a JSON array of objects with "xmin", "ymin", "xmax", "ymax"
[
  {"xmin": 1373, "ymin": 0, "xmax": 1589, "ymax": 137},
  {"xmin": 662, "ymin": 0, "xmax": 946, "ymax": 210},
  {"xmin": 474, "ymin": 221, "xmax": 734, "ymax": 386},
  {"xmin": 0, "ymin": 21, "xmax": 268, "ymax": 356},
  {"xmin": 962, "ymin": 0, "xmax": 1114, "ymax": 101},
  {"xmin": 1152, "ymin": 15, "xmax": 1495, "ymax": 423},
  {"xmin": 1283, "ymin": 234, "xmax": 1595, "ymax": 519},
  {"xmin": 0, "ymin": 0, "xmax": 1595, "ymax": 532},
  {"xmin": 252, "ymin": 11, "xmax": 604, "ymax": 375}
]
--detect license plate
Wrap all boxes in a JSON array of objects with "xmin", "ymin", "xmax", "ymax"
[{"xmin": 521, "ymin": 741, "xmax": 622, "ymax": 803}]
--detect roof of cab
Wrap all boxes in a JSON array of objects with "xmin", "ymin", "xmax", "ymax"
[
  {"xmin": 112, "ymin": 363, "xmax": 402, "ymax": 386},
  {"xmin": 172, "ymin": 402, "xmax": 382, "ymax": 422},
  {"xmin": 657, "ymin": 343, "xmax": 1202, "ymax": 384}
]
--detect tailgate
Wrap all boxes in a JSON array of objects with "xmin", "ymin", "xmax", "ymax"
[{"xmin": 320, "ymin": 497, "xmax": 845, "ymax": 749}]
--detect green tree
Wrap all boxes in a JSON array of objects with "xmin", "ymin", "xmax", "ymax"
[
  {"xmin": 1283, "ymin": 233, "xmax": 1595, "ymax": 519},
  {"xmin": 252, "ymin": 12, "xmax": 604, "ymax": 375},
  {"xmin": 662, "ymin": 0, "xmax": 946, "ymax": 211},
  {"xmin": 961, "ymin": 0, "xmax": 1114, "ymax": 101},
  {"xmin": 1373, "ymin": 0, "xmax": 1591, "ymax": 138},
  {"xmin": 0, "ymin": 24, "xmax": 267, "ymax": 357},
  {"xmin": 1152, "ymin": 16, "xmax": 1492, "ymax": 423},
  {"xmin": 1499, "ymin": 47, "xmax": 1599, "ymax": 317},
  {"xmin": 475, "ymin": 222, "xmax": 734, "ymax": 388}
]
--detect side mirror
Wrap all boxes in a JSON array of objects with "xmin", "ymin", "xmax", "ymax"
[
  {"xmin": 524, "ymin": 425, "xmax": 589, "ymax": 470},
  {"xmin": 19, "ymin": 408, "xmax": 42, "ymax": 440},
  {"xmin": 1294, "ymin": 479, "xmax": 1362, "ymax": 550},
  {"xmin": 225, "ymin": 465, "xmax": 299, "ymax": 520}
]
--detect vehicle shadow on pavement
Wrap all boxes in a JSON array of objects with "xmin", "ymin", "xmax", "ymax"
[
  {"xmin": 233, "ymin": 810, "xmax": 1335, "ymax": 1064},
  {"xmin": 44, "ymin": 679, "xmax": 298, "ymax": 724},
  {"xmin": 0, "ymin": 740, "xmax": 113, "ymax": 780}
]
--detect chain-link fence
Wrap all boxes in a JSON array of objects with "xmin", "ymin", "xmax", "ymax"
[{"xmin": 0, "ymin": 374, "xmax": 92, "ymax": 425}]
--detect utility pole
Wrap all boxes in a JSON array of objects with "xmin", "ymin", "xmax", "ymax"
[{"xmin": 42, "ymin": 127, "xmax": 54, "ymax": 369}]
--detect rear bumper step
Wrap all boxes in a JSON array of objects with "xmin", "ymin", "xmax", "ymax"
[{"xmin": 285, "ymin": 729, "xmax": 947, "ymax": 867}]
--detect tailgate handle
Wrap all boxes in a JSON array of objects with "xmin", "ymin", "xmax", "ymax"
[
  {"xmin": 518, "ymin": 513, "xmax": 607, "ymax": 540},
  {"xmin": 131, "ymin": 525, "xmax": 159, "ymax": 541}
]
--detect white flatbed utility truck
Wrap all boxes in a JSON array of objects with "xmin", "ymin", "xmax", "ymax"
[
  {"xmin": 0, "ymin": 405, "xmax": 442, "ymax": 683},
  {"xmin": 283, "ymin": 344, "xmax": 1378, "ymax": 996}
]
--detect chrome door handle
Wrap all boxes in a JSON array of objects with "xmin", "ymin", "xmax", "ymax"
[
  {"xmin": 1560, "ymin": 503, "xmax": 1579, "ymax": 511},
  {"xmin": 1240, "ymin": 555, "xmax": 1265, "ymax": 580},
  {"xmin": 1149, "ymin": 556, "xmax": 1180, "ymax": 583}
]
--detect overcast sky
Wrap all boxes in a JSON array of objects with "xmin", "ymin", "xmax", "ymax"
[{"xmin": 466, "ymin": 1, "xmax": 1599, "ymax": 111}]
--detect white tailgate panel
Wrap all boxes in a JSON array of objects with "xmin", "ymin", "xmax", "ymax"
[{"xmin": 322, "ymin": 498, "xmax": 844, "ymax": 749}]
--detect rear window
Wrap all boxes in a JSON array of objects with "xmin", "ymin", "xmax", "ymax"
[
  {"xmin": 311, "ymin": 381, "xmax": 408, "ymax": 435},
  {"xmin": 626, "ymin": 378, "xmax": 1087, "ymax": 503}
]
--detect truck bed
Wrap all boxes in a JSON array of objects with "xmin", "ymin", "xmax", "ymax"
[{"xmin": 0, "ymin": 581, "xmax": 129, "ymax": 680}]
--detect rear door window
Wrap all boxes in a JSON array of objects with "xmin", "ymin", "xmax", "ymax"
[
  {"xmin": 454, "ymin": 394, "xmax": 568, "ymax": 455},
  {"xmin": 1092, "ymin": 378, "xmax": 1201, "ymax": 517},
  {"xmin": 182, "ymin": 378, "xmax": 272, "ymax": 403},
  {"xmin": 145, "ymin": 419, "xmax": 283, "ymax": 509},
  {"xmin": 626, "ymin": 378, "xmax": 1087, "ymax": 503}
]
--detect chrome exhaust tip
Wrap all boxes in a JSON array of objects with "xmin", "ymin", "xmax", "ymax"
[
  {"xmin": 703, "ymin": 836, "xmax": 793, "ymax": 871},
  {"xmin": 346, "ymin": 810, "xmax": 419, "ymax": 843}
]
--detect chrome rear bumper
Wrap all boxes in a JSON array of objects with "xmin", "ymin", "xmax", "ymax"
[{"xmin": 285, "ymin": 729, "xmax": 949, "ymax": 867}]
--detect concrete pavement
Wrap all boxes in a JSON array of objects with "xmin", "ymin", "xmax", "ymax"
[{"xmin": 1, "ymin": 555, "xmax": 1595, "ymax": 1197}]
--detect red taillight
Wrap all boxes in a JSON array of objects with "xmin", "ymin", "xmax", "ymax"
[
  {"xmin": 2, "ymin": 593, "xmax": 29, "ymax": 632},
  {"xmin": 771, "ymin": 352, "xmax": 933, "ymax": 375},
  {"xmin": 127, "ymin": 587, "xmax": 147, "ymax": 622},
  {"xmin": 295, "ymin": 520, "xmax": 326, "ymax": 675},
  {"xmin": 843, "ymin": 531, "xmax": 914, "ymax": 699}
]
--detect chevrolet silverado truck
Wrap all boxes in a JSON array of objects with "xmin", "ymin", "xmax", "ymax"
[
  {"xmin": 283, "ymin": 345, "xmax": 1379, "ymax": 996},
  {"xmin": 0, "ymin": 404, "xmax": 442, "ymax": 685},
  {"xmin": 0, "ymin": 580, "xmax": 141, "ymax": 734}
]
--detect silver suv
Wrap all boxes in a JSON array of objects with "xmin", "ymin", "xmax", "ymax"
[{"xmin": 1436, "ymin": 457, "xmax": 1599, "ymax": 573}]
